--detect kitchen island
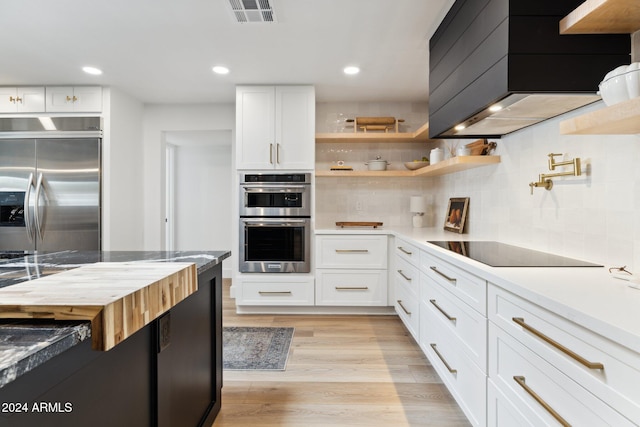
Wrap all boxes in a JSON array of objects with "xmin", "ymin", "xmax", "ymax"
[{"xmin": 0, "ymin": 250, "xmax": 230, "ymax": 427}]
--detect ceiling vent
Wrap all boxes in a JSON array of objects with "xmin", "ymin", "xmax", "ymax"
[{"xmin": 228, "ymin": 0, "xmax": 277, "ymax": 23}]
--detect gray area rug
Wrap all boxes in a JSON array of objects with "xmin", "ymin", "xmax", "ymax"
[{"xmin": 223, "ymin": 326, "xmax": 294, "ymax": 371}]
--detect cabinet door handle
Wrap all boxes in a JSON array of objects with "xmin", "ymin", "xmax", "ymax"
[
  {"xmin": 9, "ymin": 96, "xmax": 16, "ymax": 103},
  {"xmin": 335, "ymin": 286, "xmax": 369, "ymax": 291},
  {"xmin": 430, "ymin": 344, "xmax": 457, "ymax": 374},
  {"xmin": 259, "ymin": 291, "xmax": 292, "ymax": 296},
  {"xmin": 397, "ymin": 246, "xmax": 412, "ymax": 255},
  {"xmin": 396, "ymin": 300, "xmax": 411, "ymax": 315},
  {"xmin": 430, "ymin": 299, "xmax": 456, "ymax": 322},
  {"xmin": 429, "ymin": 266, "xmax": 457, "ymax": 284},
  {"xmin": 512, "ymin": 317, "xmax": 604, "ymax": 370},
  {"xmin": 513, "ymin": 376, "xmax": 570, "ymax": 427},
  {"xmin": 335, "ymin": 249, "xmax": 369, "ymax": 253},
  {"xmin": 16, "ymin": 96, "xmax": 22, "ymax": 103},
  {"xmin": 397, "ymin": 270, "xmax": 412, "ymax": 282},
  {"xmin": 276, "ymin": 143, "xmax": 281, "ymax": 164},
  {"xmin": 269, "ymin": 143, "xmax": 274, "ymax": 164}
]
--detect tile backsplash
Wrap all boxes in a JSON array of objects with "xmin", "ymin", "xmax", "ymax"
[{"xmin": 316, "ymin": 101, "xmax": 640, "ymax": 270}]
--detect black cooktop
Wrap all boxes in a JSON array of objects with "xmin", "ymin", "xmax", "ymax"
[{"xmin": 428, "ymin": 241, "xmax": 603, "ymax": 268}]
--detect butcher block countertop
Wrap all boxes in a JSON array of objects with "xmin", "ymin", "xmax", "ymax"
[
  {"xmin": 0, "ymin": 250, "xmax": 230, "ymax": 388},
  {"xmin": 0, "ymin": 262, "xmax": 197, "ymax": 351}
]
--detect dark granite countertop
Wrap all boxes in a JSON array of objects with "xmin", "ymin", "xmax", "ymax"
[{"xmin": 0, "ymin": 250, "xmax": 230, "ymax": 388}]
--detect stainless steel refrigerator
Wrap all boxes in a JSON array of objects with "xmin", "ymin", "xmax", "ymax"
[{"xmin": 0, "ymin": 117, "xmax": 101, "ymax": 252}]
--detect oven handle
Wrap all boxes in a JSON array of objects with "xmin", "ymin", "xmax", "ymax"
[
  {"xmin": 241, "ymin": 218, "xmax": 308, "ymax": 225},
  {"xmin": 242, "ymin": 185, "xmax": 308, "ymax": 192}
]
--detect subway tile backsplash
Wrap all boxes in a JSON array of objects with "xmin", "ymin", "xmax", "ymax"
[{"xmin": 316, "ymin": 101, "xmax": 640, "ymax": 270}]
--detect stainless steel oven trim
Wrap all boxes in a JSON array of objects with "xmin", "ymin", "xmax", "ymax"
[{"xmin": 239, "ymin": 217, "xmax": 311, "ymax": 273}]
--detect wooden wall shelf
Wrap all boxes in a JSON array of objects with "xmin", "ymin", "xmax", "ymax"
[
  {"xmin": 559, "ymin": 97, "xmax": 640, "ymax": 134},
  {"xmin": 560, "ymin": 0, "xmax": 640, "ymax": 34},
  {"xmin": 316, "ymin": 156, "xmax": 500, "ymax": 178},
  {"xmin": 316, "ymin": 122, "xmax": 432, "ymax": 143}
]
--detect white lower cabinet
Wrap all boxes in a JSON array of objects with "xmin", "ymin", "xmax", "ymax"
[
  {"xmin": 237, "ymin": 275, "xmax": 314, "ymax": 306},
  {"xmin": 489, "ymin": 322, "xmax": 634, "ymax": 426},
  {"xmin": 315, "ymin": 234, "xmax": 388, "ymax": 306},
  {"xmin": 489, "ymin": 284, "xmax": 640, "ymax": 425}
]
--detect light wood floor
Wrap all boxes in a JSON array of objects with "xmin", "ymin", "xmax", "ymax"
[{"xmin": 212, "ymin": 279, "xmax": 470, "ymax": 427}]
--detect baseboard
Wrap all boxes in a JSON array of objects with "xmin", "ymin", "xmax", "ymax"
[{"xmin": 235, "ymin": 305, "xmax": 397, "ymax": 316}]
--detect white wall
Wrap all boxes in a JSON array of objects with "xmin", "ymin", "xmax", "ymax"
[
  {"xmin": 316, "ymin": 101, "xmax": 640, "ymax": 270},
  {"xmin": 102, "ymin": 87, "xmax": 145, "ymax": 250},
  {"xmin": 142, "ymin": 104, "xmax": 235, "ymax": 272}
]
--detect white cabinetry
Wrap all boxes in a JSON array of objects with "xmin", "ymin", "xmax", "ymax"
[
  {"xmin": 315, "ymin": 235, "xmax": 388, "ymax": 306},
  {"xmin": 236, "ymin": 85, "xmax": 315, "ymax": 170},
  {"xmin": 45, "ymin": 86, "xmax": 102, "ymax": 112},
  {"xmin": 393, "ymin": 238, "xmax": 421, "ymax": 339},
  {"xmin": 419, "ymin": 250, "xmax": 487, "ymax": 427},
  {"xmin": 488, "ymin": 284, "xmax": 640, "ymax": 425},
  {"xmin": 0, "ymin": 87, "xmax": 45, "ymax": 113},
  {"xmin": 236, "ymin": 275, "xmax": 315, "ymax": 306}
]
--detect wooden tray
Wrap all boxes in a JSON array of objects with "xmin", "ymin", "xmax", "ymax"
[
  {"xmin": 336, "ymin": 222, "xmax": 383, "ymax": 228},
  {"xmin": 0, "ymin": 262, "xmax": 197, "ymax": 351}
]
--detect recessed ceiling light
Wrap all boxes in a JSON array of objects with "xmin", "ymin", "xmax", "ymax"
[
  {"xmin": 212, "ymin": 66, "xmax": 230, "ymax": 75},
  {"xmin": 82, "ymin": 66, "xmax": 103, "ymax": 75},
  {"xmin": 489, "ymin": 104, "xmax": 503, "ymax": 112},
  {"xmin": 343, "ymin": 66, "xmax": 360, "ymax": 75}
]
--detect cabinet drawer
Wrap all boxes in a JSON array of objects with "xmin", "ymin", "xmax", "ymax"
[
  {"xmin": 488, "ymin": 379, "xmax": 538, "ymax": 427},
  {"xmin": 394, "ymin": 256, "xmax": 419, "ymax": 296},
  {"xmin": 316, "ymin": 269, "xmax": 387, "ymax": 306},
  {"xmin": 422, "ymin": 309, "xmax": 487, "ymax": 427},
  {"xmin": 394, "ymin": 237, "xmax": 420, "ymax": 267},
  {"xmin": 421, "ymin": 250, "xmax": 486, "ymax": 315},
  {"xmin": 395, "ymin": 281, "xmax": 419, "ymax": 340},
  {"xmin": 316, "ymin": 235, "xmax": 387, "ymax": 269},
  {"xmin": 238, "ymin": 278, "xmax": 314, "ymax": 306},
  {"xmin": 489, "ymin": 284, "xmax": 640, "ymax": 422},
  {"xmin": 489, "ymin": 323, "xmax": 635, "ymax": 426},
  {"xmin": 421, "ymin": 273, "xmax": 487, "ymax": 371}
]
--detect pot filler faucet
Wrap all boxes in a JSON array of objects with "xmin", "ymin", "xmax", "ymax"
[{"xmin": 529, "ymin": 153, "xmax": 581, "ymax": 194}]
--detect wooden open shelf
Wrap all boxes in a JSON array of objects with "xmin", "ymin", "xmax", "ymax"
[
  {"xmin": 560, "ymin": 0, "xmax": 640, "ymax": 34},
  {"xmin": 560, "ymin": 97, "xmax": 640, "ymax": 134},
  {"xmin": 316, "ymin": 155, "xmax": 500, "ymax": 178},
  {"xmin": 316, "ymin": 122, "xmax": 432, "ymax": 143}
]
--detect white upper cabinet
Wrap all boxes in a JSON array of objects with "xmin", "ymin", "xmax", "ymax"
[
  {"xmin": 236, "ymin": 85, "xmax": 315, "ymax": 170},
  {"xmin": 45, "ymin": 86, "xmax": 102, "ymax": 112},
  {"xmin": 0, "ymin": 87, "xmax": 45, "ymax": 113}
]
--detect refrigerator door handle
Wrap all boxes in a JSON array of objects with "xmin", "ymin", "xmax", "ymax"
[
  {"xmin": 34, "ymin": 173, "xmax": 45, "ymax": 242},
  {"xmin": 24, "ymin": 172, "xmax": 35, "ymax": 242}
]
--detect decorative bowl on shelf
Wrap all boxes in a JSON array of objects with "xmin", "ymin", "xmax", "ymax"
[{"xmin": 404, "ymin": 161, "xmax": 430, "ymax": 170}]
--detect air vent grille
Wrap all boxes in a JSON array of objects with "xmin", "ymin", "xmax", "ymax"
[{"xmin": 228, "ymin": 0, "xmax": 277, "ymax": 23}]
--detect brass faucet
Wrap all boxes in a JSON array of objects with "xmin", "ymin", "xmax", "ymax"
[{"xmin": 529, "ymin": 153, "xmax": 581, "ymax": 195}]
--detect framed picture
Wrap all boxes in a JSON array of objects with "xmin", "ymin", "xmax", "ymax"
[{"xmin": 444, "ymin": 197, "xmax": 469, "ymax": 233}]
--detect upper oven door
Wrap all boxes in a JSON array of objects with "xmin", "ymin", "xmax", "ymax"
[{"xmin": 240, "ymin": 183, "xmax": 311, "ymax": 217}]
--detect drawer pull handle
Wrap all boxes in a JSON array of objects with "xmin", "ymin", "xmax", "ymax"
[
  {"xmin": 430, "ymin": 344, "xmax": 457, "ymax": 374},
  {"xmin": 259, "ymin": 291, "xmax": 292, "ymax": 296},
  {"xmin": 397, "ymin": 300, "xmax": 411, "ymax": 315},
  {"xmin": 335, "ymin": 249, "xmax": 369, "ymax": 253},
  {"xmin": 512, "ymin": 317, "xmax": 604, "ymax": 370},
  {"xmin": 397, "ymin": 246, "xmax": 412, "ymax": 255},
  {"xmin": 429, "ymin": 266, "xmax": 457, "ymax": 283},
  {"xmin": 430, "ymin": 299, "xmax": 456, "ymax": 322},
  {"xmin": 335, "ymin": 286, "xmax": 369, "ymax": 291},
  {"xmin": 513, "ymin": 376, "xmax": 570, "ymax": 427},
  {"xmin": 397, "ymin": 270, "xmax": 412, "ymax": 282}
]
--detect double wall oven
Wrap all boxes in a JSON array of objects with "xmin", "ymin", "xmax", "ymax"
[{"xmin": 239, "ymin": 173, "xmax": 311, "ymax": 273}]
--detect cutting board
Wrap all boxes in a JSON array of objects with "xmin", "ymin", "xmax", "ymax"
[{"xmin": 0, "ymin": 262, "xmax": 197, "ymax": 351}]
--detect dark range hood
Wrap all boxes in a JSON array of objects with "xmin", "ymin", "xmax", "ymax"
[{"xmin": 428, "ymin": 0, "xmax": 631, "ymax": 139}]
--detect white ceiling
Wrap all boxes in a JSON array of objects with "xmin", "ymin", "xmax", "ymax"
[{"xmin": 0, "ymin": 0, "xmax": 454, "ymax": 104}]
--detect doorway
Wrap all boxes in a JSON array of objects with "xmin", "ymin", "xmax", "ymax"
[{"xmin": 164, "ymin": 130, "xmax": 232, "ymax": 268}]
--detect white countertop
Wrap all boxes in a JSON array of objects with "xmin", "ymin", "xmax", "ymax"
[{"xmin": 316, "ymin": 225, "xmax": 640, "ymax": 354}]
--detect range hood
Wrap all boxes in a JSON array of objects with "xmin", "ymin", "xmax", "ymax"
[{"xmin": 428, "ymin": 0, "xmax": 630, "ymax": 139}]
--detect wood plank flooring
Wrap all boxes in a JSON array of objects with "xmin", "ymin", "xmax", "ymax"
[{"xmin": 212, "ymin": 279, "xmax": 470, "ymax": 427}]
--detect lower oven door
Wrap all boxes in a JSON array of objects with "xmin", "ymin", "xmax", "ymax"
[{"xmin": 240, "ymin": 217, "xmax": 310, "ymax": 273}]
